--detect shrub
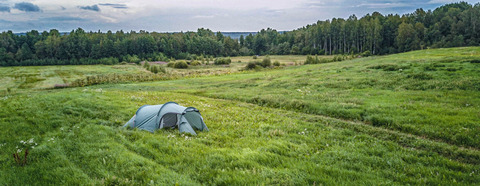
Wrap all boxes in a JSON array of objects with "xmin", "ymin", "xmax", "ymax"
[
  {"xmin": 333, "ymin": 55, "xmax": 345, "ymax": 62},
  {"xmin": 167, "ymin": 62, "xmax": 175, "ymax": 68},
  {"xmin": 305, "ymin": 55, "xmax": 321, "ymax": 64},
  {"xmin": 361, "ymin": 50, "xmax": 372, "ymax": 57},
  {"xmin": 253, "ymin": 55, "xmax": 257, "ymax": 59},
  {"xmin": 273, "ymin": 61, "xmax": 280, "ymax": 66},
  {"xmin": 125, "ymin": 55, "xmax": 141, "ymax": 64},
  {"xmin": 174, "ymin": 61, "xmax": 188, "ymax": 69},
  {"xmin": 245, "ymin": 62, "xmax": 257, "ymax": 70},
  {"xmin": 261, "ymin": 57, "xmax": 271, "ymax": 67},
  {"xmin": 143, "ymin": 61, "xmax": 150, "ymax": 69},
  {"xmin": 190, "ymin": 61, "xmax": 201, "ymax": 66},
  {"xmin": 99, "ymin": 57, "xmax": 119, "ymax": 65},
  {"xmin": 149, "ymin": 66, "xmax": 158, "ymax": 73},
  {"xmin": 148, "ymin": 66, "xmax": 166, "ymax": 74},
  {"xmin": 214, "ymin": 58, "xmax": 231, "ymax": 65}
]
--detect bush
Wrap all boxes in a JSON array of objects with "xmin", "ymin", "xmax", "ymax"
[
  {"xmin": 253, "ymin": 55, "xmax": 257, "ymax": 59},
  {"xmin": 190, "ymin": 61, "xmax": 201, "ymax": 66},
  {"xmin": 273, "ymin": 61, "xmax": 280, "ymax": 66},
  {"xmin": 167, "ymin": 62, "xmax": 175, "ymax": 68},
  {"xmin": 333, "ymin": 55, "xmax": 345, "ymax": 62},
  {"xmin": 148, "ymin": 65, "xmax": 166, "ymax": 74},
  {"xmin": 261, "ymin": 57, "xmax": 271, "ymax": 67},
  {"xmin": 214, "ymin": 58, "xmax": 231, "ymax": 65},
  {"xmin": 125, "ymin": 55, "xmax": 141, "ymax": 64},
  {"xmin": 305, "ymin": 55, "xmax": 321, "ymax": 64},
  {"xmin": 361, "ymin": 50, "xmax": 372, "ymax": 57},
  {"xmin": 245, "ymin": 62, "xmax": 257, "ymax": 70},
  {"xmin": 143, "ymin": 61, "xmax": 150, "ymax": 68},
  {"xmin": 174, "ymin": 61, "xmax": 188, "ymax": 69},
  {"xmin": 99, "ymin": 57, "xmax": 119, "ymax": 65}
]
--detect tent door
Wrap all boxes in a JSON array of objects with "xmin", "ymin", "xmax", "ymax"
[{"xmin": 160, "ymin": 113, "xmax": 178, "ymax": 129}]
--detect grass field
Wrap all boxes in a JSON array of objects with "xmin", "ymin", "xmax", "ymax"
[
  {"xmin": 0, "ymin": 55, "xmax": 321, "ymax": 94},
  {"xmin": 0, "ymin": 48, "xmax": 479, "ymax": 184},
  {"xmin": 0, "ymin": 65, "xmax": 148, "ymax": 91}
]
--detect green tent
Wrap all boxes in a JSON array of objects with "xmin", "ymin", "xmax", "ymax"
[{"xmin": 124, "ymin": 102, "xmax": 209, "ymax": 135}]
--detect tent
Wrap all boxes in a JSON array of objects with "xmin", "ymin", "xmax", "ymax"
[{"xmin": 124, "ymin": 102, "xmax": 209, "ymax": 135}]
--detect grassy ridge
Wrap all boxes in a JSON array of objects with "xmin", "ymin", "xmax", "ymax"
[{"xmin": 0, "ymin": 88, "xmax": 479, "ymax": 185}]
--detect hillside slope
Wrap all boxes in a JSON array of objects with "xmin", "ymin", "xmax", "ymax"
[
  {"xmin": 1, "ymin": 47, "xmax": 479, "ymax": 185},
  {"xmin": 130, "ymin": 47, "xmax": 480, "ymax": 148}
]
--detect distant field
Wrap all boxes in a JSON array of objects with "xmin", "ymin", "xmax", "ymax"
[
  {"xmin": 1, "ymin": 48, "xmax": 479, "ymax": 184},
  {"xmin": 0, "ymin": 65, "xmax": 148, "ymax": 91},
  {"xmin": 0, "ymin": 55, "xmax": 322, "ymax": 93}
]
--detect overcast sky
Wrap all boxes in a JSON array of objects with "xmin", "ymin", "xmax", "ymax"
[{"xmin": 0, "ymin": 0, "xmax": 477, "ymax": 32}]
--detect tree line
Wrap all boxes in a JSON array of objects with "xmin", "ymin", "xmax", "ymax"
[{"xmin": 1, "ymin": 2, "xmax": 479, "ymax": 66}]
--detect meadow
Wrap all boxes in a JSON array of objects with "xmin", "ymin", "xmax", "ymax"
[
  {"xmin": 0, "ymin": 55, "xmax": 326, "ymax": 94},
  {"xmin": 0, "ymin": 47, "xmax": 479, "ymax": 185}
]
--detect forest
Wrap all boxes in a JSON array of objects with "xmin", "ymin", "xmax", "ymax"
[{"xmin": 0, "ymin": 2, "xmax": 479, "ymax": 66}]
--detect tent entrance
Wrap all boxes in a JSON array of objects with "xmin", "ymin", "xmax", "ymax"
[{"xmin": 160, "ymin": 113, "xmax": 178, "ymax": 129}]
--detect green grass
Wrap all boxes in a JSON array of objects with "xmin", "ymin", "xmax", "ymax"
[
  {"xmin": 1, "ymin": 48, "xmax": 480, "ymax": 184},
  {"xmin": 0, "ymin": 65, "xmax": 148, "ymax": 92},
  {"xmin": 133, "ymin": 47, "xmax": 480, "ymax": 148},
  {"xmin": 0, "ymin": 55, "xmax": 318, "ymax": 93}
]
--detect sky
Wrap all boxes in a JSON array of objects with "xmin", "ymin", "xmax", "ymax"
[{"xmin": 0, "ymin": 0, "xmax": 477, "ymax": 32}]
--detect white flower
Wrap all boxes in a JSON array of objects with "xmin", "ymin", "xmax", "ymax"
[
  {"xmin": 28, "ymin": 138, "xmax": 34, "ymax": 144},
  {"xmin": 17, "ymin": 149, "xmax": 21, "ymax": 153}
]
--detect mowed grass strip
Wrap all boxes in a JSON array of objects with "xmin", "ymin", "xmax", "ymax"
[{"xmin": 0, "ymin": 88, "xmax": 479, "ymax": 185}]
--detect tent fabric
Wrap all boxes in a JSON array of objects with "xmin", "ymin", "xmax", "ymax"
[{"xmin": 124, "ymin": 102, "xmax": 209, "ymax": 135}]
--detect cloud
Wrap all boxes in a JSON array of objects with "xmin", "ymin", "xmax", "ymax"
[
  {"xmin": 192, "ymin": 15, "xmax": 215, "ymax": 19},
  {"xmin": 0, "ymin": 19, "xmax": 11, "ymax": 23},
  {"xmin": 79, "ymin": 5, "xmax": 100, "ymax": 12},
  {"xmin": 0, "ymin": 5, "xmax": 10, "ymax": 12},
  {"xmin": 355, "ymin": 3, "xmax": 410, "ymax": 9},
  {"xmin": 14, "ymin": 2, "xmax": 41, "ymax": 12},
  {"xmin": 99, "ymin": 3, "xmax": 128, "ymax": 9},
  {"xmin": 41, "ymin": 16, "xmax": 86, "ymax": 22}
]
